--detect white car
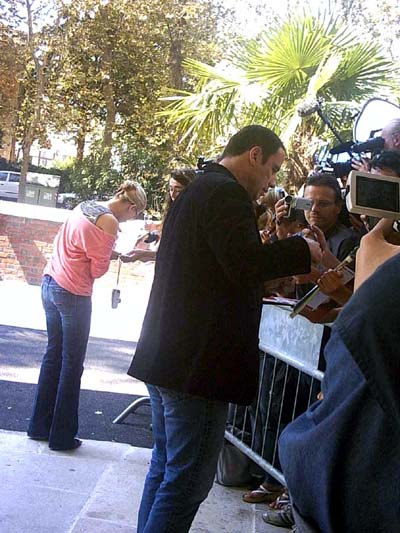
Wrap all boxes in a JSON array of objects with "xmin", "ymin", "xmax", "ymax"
[{"xmin": 0, "ymin": 171, "xmax": 20, "ymax": 200}]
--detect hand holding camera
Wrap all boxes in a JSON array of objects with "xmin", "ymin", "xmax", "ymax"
[
  {"xmin": 284, "ymin": 195, "xmax": 313, "ymax": 218},
  {"xmin": 355, "ymin": 218, "xmax": 400, "ymax": 290},
  {"xmin": 275, "ymin": 196, "xmax": 313, "ymax": 225}
]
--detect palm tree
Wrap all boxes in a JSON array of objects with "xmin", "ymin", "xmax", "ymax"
[{"xmin": 159, "ymin": 15, "xmax": 394, "ymax": 187}]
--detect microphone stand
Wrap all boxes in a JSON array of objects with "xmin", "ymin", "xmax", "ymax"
[{"xmin": 315, "ymin": 102, "xmax": 354, "ymax": 158}]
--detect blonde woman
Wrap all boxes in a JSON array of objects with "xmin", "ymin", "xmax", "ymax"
[{"xmin": 28, "ymin": 181, "xmax": 146, "ymax": 451}]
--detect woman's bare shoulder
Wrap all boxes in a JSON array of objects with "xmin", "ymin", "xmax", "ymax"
[{"xmin": 96, "ymin": 213, "xmax": 119, "ymax": 236}]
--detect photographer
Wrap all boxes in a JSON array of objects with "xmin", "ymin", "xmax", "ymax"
[
  {"xmin": 381, "ymin": 118, "xmax": 400, "ymax": 151},
  {"xmin": 274, "ymin": 174, "xmax": 359, "ymax": 319},
  {"xmin": 277, "ymin": 174, "xmax": 358, "ymax": 266},
  {"xmin": 351, "ymin": 118, "xmax": 400, "ymax": 173}
]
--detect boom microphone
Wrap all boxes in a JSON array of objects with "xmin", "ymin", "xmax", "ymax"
[{"xmin": 297, "ymin": 99, "xmax": 320, "ymax": 117}]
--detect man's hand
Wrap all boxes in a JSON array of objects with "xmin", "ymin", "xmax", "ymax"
[
  {"xmin": 260, "ymin": 229, "xmax": 272, "ymax": 244},
  {"xmin": 307, "ymin": 225, "xmax": 340, "ymax": 269},
  {"xmin": 355, "ymin": 218, "xmax": 400, "ymax": 290},
  {"xmin": 120, "ymin": 249, "xmax": 157, "ymax": 263},
  {"xmin": 303, "ymin": 236, "xmax": 322, "ymax": 265},
  {"xmin": 274, "ymin": 197, "xmax": 289, "ymax": 225},
  {"xmin": 351, "ymin": 157, "xmax": 370, "ymax": 172},
  {"xmin": 304, "ymin": 225, "xmax": 327, "ymax": 253},
  {"xmin": 317, "ymin": 269, "xmax": 353, "ymax": 305},
  {"xmin": 317, "ymin": 269, "xmax": 343, "ymax": 294}
]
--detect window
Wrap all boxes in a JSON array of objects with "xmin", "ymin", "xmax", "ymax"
[
  {"xmin": 9, "ymin": 173, "xmax": 20, "ymax": 183},
  {"xmin": 0, "ymin": 172, "xmax": 8, "ymax": 182}
]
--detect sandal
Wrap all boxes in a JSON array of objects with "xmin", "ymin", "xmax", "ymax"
[
  {"xmin": 242, "ymin": 483, "xmax": 283, "ymax": 504},
  {"xmin": 267, "ymin": 490, "xmax": 290, "ymax": 510}
]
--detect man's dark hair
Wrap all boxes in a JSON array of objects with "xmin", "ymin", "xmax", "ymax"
[
  {"xmin": 305, "ymin": 172, "xmax": 342, "ymax": 204},
  {"xmin": 221, "ymin": 125, "xmax": 285, "ymax": 163},
  {"xmin": 371, "ymin": 150, "xmax": 400, "ymax": 177}
]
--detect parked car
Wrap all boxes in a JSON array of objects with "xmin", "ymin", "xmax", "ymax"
[
  {"xmin": 0, "ymin": 170, "xmax": 61, "ymax": 207},
  {"xmin": 56, "ymin": 192, "xmax": 78, "ymax": 209},
  {"xmin": 0, "ymin": 170, "xmax": 20, "ymax": 201}
]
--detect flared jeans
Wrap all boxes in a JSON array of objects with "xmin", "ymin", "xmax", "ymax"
[{"xmin": 28, "ymin": 275, "xmax": 92, "ymax": 449}]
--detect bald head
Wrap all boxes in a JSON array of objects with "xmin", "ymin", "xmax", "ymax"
[{"xmin": 382, "ymin": 119, "xmax": 400, "ymax": 150}]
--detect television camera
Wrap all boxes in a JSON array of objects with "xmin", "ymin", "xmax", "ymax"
[{"xmin": 299, "ymin": 97, "xmax": 400, "ymax": 181}]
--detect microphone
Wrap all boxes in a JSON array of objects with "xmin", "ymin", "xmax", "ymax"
[{"xmin": 297, "ymin": 99, "xmax": 320, "ymax": 117}]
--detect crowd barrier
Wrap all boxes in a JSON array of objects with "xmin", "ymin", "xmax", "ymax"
[{"xmin": 224, "ymin": 303, "xmax": 327, "ymax": 485}]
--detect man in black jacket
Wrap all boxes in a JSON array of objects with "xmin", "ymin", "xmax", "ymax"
[{"xmin": 128, "ymin": 125, "xmax": 321, "ymax": 533}]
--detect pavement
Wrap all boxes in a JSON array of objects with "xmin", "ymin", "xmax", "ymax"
[{"xmin": 0, "ymin": 279, "xmax": 281, "ymax": 533}]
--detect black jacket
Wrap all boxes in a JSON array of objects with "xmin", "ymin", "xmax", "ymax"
[{"xmin": 128, "ymin": 164, "xmax": 311, "ymax": 405}]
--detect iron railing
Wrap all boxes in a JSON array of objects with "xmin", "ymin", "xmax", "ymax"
[{"xmin": 225, "ymin": 304, "xmax": 327, "ymax": 485}]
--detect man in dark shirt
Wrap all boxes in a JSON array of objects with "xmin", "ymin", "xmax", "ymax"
[
  {"xmin": 128, "ymin": 125, "xmax": 321, "ymax": 533},
  {"xmin": 303, "ymin": 173, "xmax": 358, "ymax": 262}
]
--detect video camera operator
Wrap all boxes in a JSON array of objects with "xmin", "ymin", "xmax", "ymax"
[{"xmin": 351, "ymin": 118, "xmax": 400, "ymax": 173}]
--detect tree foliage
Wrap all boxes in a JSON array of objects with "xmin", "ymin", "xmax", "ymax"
[
  {"xmin": 160, "ymin": 14, "xmax": 396, "ymax": 186},
  {"xmin": 1, "ymin": 2, "xmax": 398, "ymax": 204}
]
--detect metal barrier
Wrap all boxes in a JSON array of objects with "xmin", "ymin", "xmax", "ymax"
[
  {"xmin": 225, "ymin": 304, "xmax": 327, "ymax": 485},
  {"xmin": 112, "ymin": 396, "xmax": 150, "ymax": 424}
]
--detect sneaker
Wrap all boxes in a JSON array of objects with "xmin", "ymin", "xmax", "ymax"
[{"xmin": 262, "ymin": 503, "xmax": 295, "ymax": 528}]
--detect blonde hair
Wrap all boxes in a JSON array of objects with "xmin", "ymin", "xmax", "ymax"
[{"xmin": 115, "ymin": 180, "xmax": 147, "ymax": 214}]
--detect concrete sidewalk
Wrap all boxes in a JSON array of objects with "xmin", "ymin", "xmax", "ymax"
[
  {"xmin": 1, "ymin": 430, "xmax": 277, "ymax": 533},
  {"xmin": 0, "ymin": 280, "xmax": 280, "ymax": 532}
]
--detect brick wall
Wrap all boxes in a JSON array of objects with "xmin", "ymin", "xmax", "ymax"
[
  {"xmin": 0, "ymin": 201, "xmax": 151, "ymax": 287},
  {"xmin": 0, "ymin": 215, "xmax": 60, "ymax": 284}
]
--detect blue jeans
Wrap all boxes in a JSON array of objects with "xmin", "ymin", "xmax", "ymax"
[
  {"xmin": 138, "ymin": 384, "xmax": 228, "ymax": 533},
  {"xmin": 27, "ymin": 275, "xmax": 92, "ymax": 449}
]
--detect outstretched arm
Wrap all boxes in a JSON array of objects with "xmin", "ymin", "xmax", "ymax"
[{"xmin": 355, "ymin": 218, "xmax": 400, "ymax": 290}]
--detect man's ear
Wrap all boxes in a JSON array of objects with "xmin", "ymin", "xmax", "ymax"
[{"xmin": 248, "ymin": 145, "xmax": 263, "ymax": 166}]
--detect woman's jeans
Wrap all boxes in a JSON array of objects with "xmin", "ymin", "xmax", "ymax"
[
  {"xmin": 27, "ymin": 275, "xmax": 92, "ymax": 449},
  {"xmin": 138, "ymin": 384, "xmax": 228, "ymax": 533}
]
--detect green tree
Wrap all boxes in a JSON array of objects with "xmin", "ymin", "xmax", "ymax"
[
  {"xmin": 0, "ymin": 22, "xmax": 26, "ymax": 162},
  {"xmin": 51, "ymin": 0, "xmax": 227, "ymax": 205},
  {"xmin": 0, "ymin": 0, "xmax": 68, "ymax": 201}
]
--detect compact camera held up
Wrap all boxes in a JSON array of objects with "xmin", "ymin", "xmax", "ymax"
[
  {"xmin": 346, "ymin": 170, "xmax": 400, "ymax": 219},
  {"xmin": 284, "ymin": 195, "xmax": 313, "ymax": 218}
]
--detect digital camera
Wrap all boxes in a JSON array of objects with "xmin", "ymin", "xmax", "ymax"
[
  {"xmin": 346, "ymin": 170, "xmax": 400, "ymax": 219},
  {"xmin": 111, "ymin": 288, "xmax": 121, "ymax": 309},
  {"xmin": 144, "ymin": 231, "xmax": 159, "ymax": 244},
  {"xmin": 284, "ymin": 195, "xmax": 313, "ymax": 218}
]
